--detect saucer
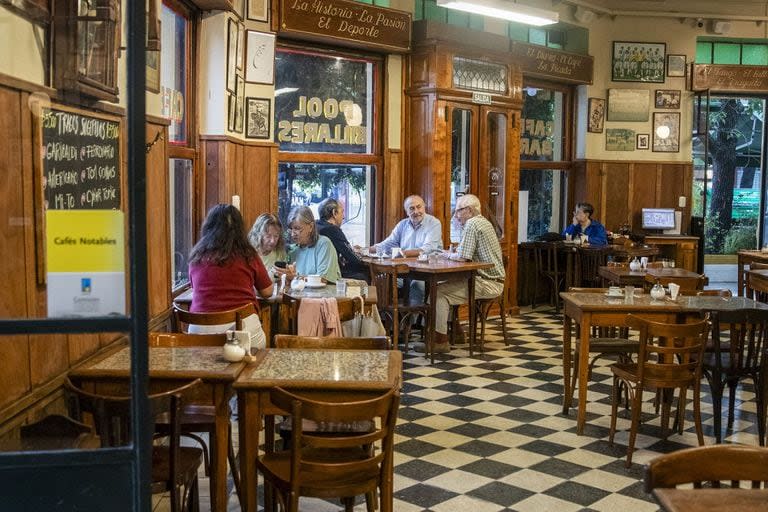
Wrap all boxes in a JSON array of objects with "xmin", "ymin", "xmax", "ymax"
[{"xmin": 305, "ymin": 283, "xmax": 325, "ymax": 289}]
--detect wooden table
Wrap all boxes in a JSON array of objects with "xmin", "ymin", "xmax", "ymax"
[
  {"xmin": 598, "ymin": 265, "xmax": 647, "ymax": 287},
  {"xmin": 747, "ymin": 268, "xmax": 768, "ymax": 298},
  {"xmin": 560, "ymin": 292, "xmax": 768, "ymax": 434},
  {"xmin": 69, "ymin": 345, "xmax": 245, "ymax": 512},
  {"xmin": 234, "ymin": 348, "xmax": 402, "ymax": 512},
  {"xmin": 653, "ymin": 488, "xmax": 768, "ymax": 512},
  {"xmin": 363, "ymin": 256, "xmax": 494, "ymax": 363},
  {"xmin": 738, "ymin": 250, "xmax": 768, "ymax": 296}
]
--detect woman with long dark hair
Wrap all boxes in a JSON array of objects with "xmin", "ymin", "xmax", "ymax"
[{"xmin": 189, "ymin": 204, "xmax": 273, "ymax": 348}]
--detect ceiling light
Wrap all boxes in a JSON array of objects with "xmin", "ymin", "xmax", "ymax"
[{"xmin": 436, "ymin": 0, "xmax": 559, "ymax": 26}]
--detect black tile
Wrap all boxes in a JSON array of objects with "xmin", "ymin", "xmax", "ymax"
[
  {"xmin": 467, "ymin": 481, "xmax": 535, "ymax": 506},
  {"xmin": 453, "ymin": 439, "xmax": 510, "ymax": 457},
  {"xmin": 458, "ymin": 459, "xmax": 522, "ymax": 479},
  {"xmin": 529, "ymin": 458, "xmax": 590, "ymax": 480},
  {"xmin": 394, "ymin": 484, "xmax": 459, "ymax": 508},
  {"xmin": 396, "ymin": 459, "xmax": 454, "ymax": 481},
  {"xmin": 518, "ymin": 439, "xmax": 574, "ymax": 457},
  {"xmin": 447, "ymin": 422, "xmax": 500, "ymax": 438},
  {"xmin": 545, "ymin": 481, "xmax": 611, "ymax": 506}
]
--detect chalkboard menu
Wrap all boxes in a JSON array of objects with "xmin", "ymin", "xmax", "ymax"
[{"xmin": 41, "ymin": 107, "xmax": 121, "ymax": 210}]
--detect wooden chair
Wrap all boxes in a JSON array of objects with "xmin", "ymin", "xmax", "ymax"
[
  {"xmin": 679, "ymin": 288, "xmax": 733, "ymax": 297},
  {"xmin": 279, "ymin": 296, "xmax": 362, "ymax": 336},
  {"xmin": 608, "ymin": 316, "xmax": 709, "ymax": 467},
  {"xmin": 274, "ymin": 334, "xmax": 391, "ymax": 350},
  {"xmin": 644, "ymin": 273, "xmax": 706, "ymax": 292},
  {"xmin": 702, "ymin": 309, "xmax": 768, "ymax": 445},
  {"xmin": 577, "ymin": 245, "xmax": 610, "ymax": 288},
  {"xmin": 567, "ymin": 287, "xmax": 639, "ymax": 411},
  {"xmin": 64, "ymin": 377, "xmax": 204, "ymax": 512},
  {"xmin": 532, "ymin": 241, "xmax": 566, "ymax": 311},
  {"xmin": 645, "ymin": 444, "xmax": 768, "ymax": 491},
  {"xmin": 16, "ymin": 414, "xmax": 99, "ymax": 450},
  {"xmin": 173, "ymin": 303, "xmax": 256, "ymax": 332},
  {"xmin": 369, "ymin": 261, "xmax": 428, "ymax": 352},
  {"xmin": 257, "ymin": 385, "xmax": 400, "ymax": 512},
  {"xmin": 474, "ymin": 254, "xmax": 510, "ymax": 348},
  {"xmin": 148, "ymin": 332, "xmax": 242, "ymax": 502}
]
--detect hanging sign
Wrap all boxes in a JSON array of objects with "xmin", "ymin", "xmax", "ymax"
[{"xmin": 510, "ymin": 41, "xmax": 593, "ymax": 84}]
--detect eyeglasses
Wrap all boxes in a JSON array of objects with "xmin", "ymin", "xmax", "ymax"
[
  {"xmin": 454, "ymin": 206, "xmax": 470, "ymax": 215},
  {"xmin": 289, "ymin": 224, "xmax": 309, "ymax": 234}
]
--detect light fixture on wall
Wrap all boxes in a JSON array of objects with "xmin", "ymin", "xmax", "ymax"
[{"xmin": 436, "ymin": 0, "xmax": 559, "ymax": 26}]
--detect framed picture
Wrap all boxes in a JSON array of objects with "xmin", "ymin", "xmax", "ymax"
[
  {"xmin": 606, "ymin": 128, "xmax": 636, "ymax": 151},
  {"xmin": 226, "ymin": 18, "xmax": 237, "ymax": 93},
  {"xmin": 607, "ymin": 89, "xmax": 650, "ymax": 122},
  {"xmin": 245, "ymin": 97, "xmax": 271, "ymax": 139},
  {"xmin": 655, "ymin": 89, "xmax": 681, "ymax": 109},
  {"xmin": 636, "ymin": 133, "xmax": 650, "ymax": 150},
  {"xmin": 245, "ymin": 31, "xmax": 276, "ymax": 84},
  {"xmin": 667, "ymin": 54, "xmax": 686, "ymax": 77},
  {"xmin": 652, "ymin": 112, "xmax": 680, "ymax": 152},
  {"xmin": 232, "ymin": 0, "xmax": 245, "ymax": 19},
  {"xmin": 145, "ymin": 50, "xmax": 160, "ymax": 93},
  {"xmin": 247, "ymin": 0, "xmax": 269, "ymax": 22},
  {"xmin": 235, "ymin": 75, "xmax": 245, "ymax": 134},
  {"xmin": 612, "ymin": 41, "xmax": 666, "ymax": 83},
  {"xmin": 587, "ymin": 98, "xmax": 605, "ymax": 133},
  {"xmin": 227, "ymin": 93, "xmax": 236, "ymax": 132},
  {"xmin": 235, "ymin": 23, "xmax": 244, "ymax": 71}
]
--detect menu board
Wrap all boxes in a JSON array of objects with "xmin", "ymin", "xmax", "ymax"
[{"xmin": 40, "ymin": 107, "xmax": 121, "ymax": 210}]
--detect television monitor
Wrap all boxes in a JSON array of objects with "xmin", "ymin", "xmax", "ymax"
[{"xmin": 642, "ymin": 208, "xmax": 676, "ymax": 230}]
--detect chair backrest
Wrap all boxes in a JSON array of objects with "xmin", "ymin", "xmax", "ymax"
[
  {"xmin": 567, "ymin": 287, "xmax": 608, "ymax": 293},
  {"xmin": 577, "ymin": 246, "xmax": 610, "ymax": 287},
  {"xmin": 270, "ymin": 384, "xmax": 400, "ymax": 493},
  {"xmin": 149, "ymin": 331, "xmax": 227, "ymax": 347},
  {"xmin": 679, "ymin": 288, "xmax": 733, "ymax": 298},
  {"xmin": 645, "ymin": 444, "xmax": 768, "ymax": 491},
  {"xmin": 645, "ymin": 261, "xmax": 664, "ymax": 269},
  {"xmin": 625, "ymin": 315, "xmax": 709, "ymax": 387},
  {"xmin": 173, "ymin": 303, "xmax": 256, "ymax": 332},
  {"xmin": 750, "ymin": 262, "xmax": 768, "ymax": 270},
  {"xmin": 533, "ymin": 241, "xmax": 562, "ymax": 276},
  {"xmin": 274, "ymin": 334, "xmax": 391, "ymax": 350},
  {"xmin": 336, "ymin": 297, "xmax": 364, "ymax": 323},
  {"xmin": 710, "ymin": 308, "xmax": 768, "ymax": 375},
  {"xmin": 368, "ymin": 262, "xmax": 410, "ymax": 308},
  {"xmin": 647, "ymin": 274, "xmax": 706, "ymax": 292}
]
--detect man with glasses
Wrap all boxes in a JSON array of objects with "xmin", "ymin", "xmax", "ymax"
[
  {"xmin": 430, "ymin": 194, "xmax": 505, "ymax": 354},
  {"xmin": 370, "ymin": 195, "xmax": 443, "ymax": 257},
  {"xmin": 562, "ymin": 202, "xmax": 608, "ymax": 246}
]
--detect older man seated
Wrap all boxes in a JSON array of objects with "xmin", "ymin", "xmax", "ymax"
[{"xmin": 426, "ymin": 194, "xmax": 505, "ymax": 354}]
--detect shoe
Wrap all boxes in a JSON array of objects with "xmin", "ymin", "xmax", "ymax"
[{"xmin": 412, "ymin": 333, "xmax": 450, "ymax": 354}]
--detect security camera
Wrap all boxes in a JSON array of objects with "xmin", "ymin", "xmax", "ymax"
[{"xmin": 696, "ymin": 18, "xmax": 704, "ymax": 28}]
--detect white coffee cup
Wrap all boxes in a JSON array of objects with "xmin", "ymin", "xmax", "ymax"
[
  {"xmin": 668, "ymin": 282, "xmax": 680, "ymax": 300},
  {"xmin": 306, "ymin": 274, "xmax": 323, "ymax": 286}
]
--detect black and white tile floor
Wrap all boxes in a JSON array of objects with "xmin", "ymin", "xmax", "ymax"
[{"xmin": 155, "ymin": 307, "xmax": 763, "ymax": 511}]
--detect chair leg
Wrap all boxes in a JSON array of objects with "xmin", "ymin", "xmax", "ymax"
[
  {"xmin": 608, "ymin": 375, "xmax": 620, "ymax": 444},
  {"xmin": 227, "ymin": 424, "xmax": 242, "ymax": 507},
  {"xmin": 693, "ymin": 383, "xmax": 705, "ymax": 446},
  {"xmin": 342, "ymin": 496, "xmax": 355, "ymax": 512},
  {"xmin": 499, "ymin": 299, "xmax": 509, "ymax": 345},
  {"xmin": 626, "ymin": 385, "xmax": 644, "ymax": 467}
]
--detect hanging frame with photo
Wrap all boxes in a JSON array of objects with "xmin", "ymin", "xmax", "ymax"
[
  {"xmin": 652, "ymin": 112, "xmax": 680, "ymax": 152},
  {"xmin": 636, "ymin": 133, "xmax": 650, "ymax": 150},
  {"xmin": 587, "ymin": 98, "xmax": 605, "ymax": 133},
  {"xmin": 667, "ymin": 54, "xmax": 687, "ymax": 77},
  {"xmin": 655, "ymin": 89, "xmax": 681, "ymax": 109},
  {"xmin": 612, "ymin": 41, "xmax": 666, "ymax": 83},
  {"xmin": 245, "ymin": 31, "xmax": 276, "ymax": 84},
  {"xmin": 226, "ymin": 18, "xmax": 238, "ymax": 93},
  {"xmin": 245, "ymin": 97, "xmax": 271, "ymax": 139},
  {"xmin": 247, "ymin": 0, "xmax": 269, "ymax": 22}
]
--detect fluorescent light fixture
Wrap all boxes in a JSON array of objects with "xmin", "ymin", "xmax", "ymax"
[{"xmin": 436, "ymin": 0, "xmax": 558, "ymax": 26}]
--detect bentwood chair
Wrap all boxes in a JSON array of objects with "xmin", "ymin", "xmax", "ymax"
[
  {"xmin": 274, "ymin": 335, "xmax": 391, "ymax": 350},
  {"xmin": 645, "ymin": 444, "xmax": 768, "ymax": 491},
  {"xmin": 576, "ymin": 245, "xmax": 610, "ymax": 288},
  {"xmin": 149, "ymin": 332, "xmax": 242, "ymax": 502},
  {"xmin": 257, "ymin": 385, "xmax": 400, "ymax": 512},
  {"xmin": 609, "ymin": 316, "xmax": 709, "ymax": 467},
  {"xmin": 369, "ymin": 261, "xmax": 428, "ymax": 352},
  {"xmin": 702, "ymin": 309, "xmax": 768, "ymax": 445},
  {"xmin": 65, "ymin": 378, "xmax": 204, "ymax": 512},
  {"xmin": 173, "ymin": 303, "xmax": 255, "ymax": 333},
  {"xmin": 474, "ymin": 254, "xmax": 510, "ymax": 348},
  {"xmin": 532, "ymin": 241, "xmax": 566, "ymax": 311}
]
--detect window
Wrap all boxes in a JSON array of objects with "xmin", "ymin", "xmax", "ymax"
[
  {"xmin": 161, "ymin": 2, "xmax": 190, "ymax": 144},
  {"xmin": 696, "ymin": 40, "xmax": 768, "ymax": 66},
  {"xmin": 170, "ymin": 159, "xmax": 194, "ymax": 288}
]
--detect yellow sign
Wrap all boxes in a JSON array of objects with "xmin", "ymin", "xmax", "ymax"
[{"xmin": 46, "ymin": 210, "xmax": 125, "ymax": 272}]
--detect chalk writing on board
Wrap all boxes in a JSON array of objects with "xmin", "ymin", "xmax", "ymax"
[{"xmin": 41, "ymin": 108, "xmax": 121, "ymax": 210}]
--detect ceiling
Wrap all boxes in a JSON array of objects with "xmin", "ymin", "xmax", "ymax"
[{"xmin": 554, "ymin": 0, "xmax": 768, "ymax": 20}]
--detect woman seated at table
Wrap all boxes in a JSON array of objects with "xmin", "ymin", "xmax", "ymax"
[
  {"xmin": 316, "ymin": 197, "xmax": 369, "ymax": 282},
  {"xmin": 248, "ymin": 213, "xmax": 288, "ymax": 281},
  {"xmin": 188, "ymin": 204, "xmax": 274, "ymax": 348},
  {"xmin": 274, "ymin": 205, "xmax": 341, "ymax": 284},
  {"xmin": 562, "ymin": 202, "xmax": 608, "ymax": 246}
]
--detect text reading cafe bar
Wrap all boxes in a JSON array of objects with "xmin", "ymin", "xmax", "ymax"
[{"xmin": 2, "ymin": 0, "xmax": 768, "ymax": 511}]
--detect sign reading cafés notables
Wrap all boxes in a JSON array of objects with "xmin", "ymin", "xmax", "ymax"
[
  {"xmin": 510, "ymin": 41, "xmax": 593, "ymax": 84},
  {"xmin": 280, "ymin": 0, "xmax": 411, "ymax": 53}
]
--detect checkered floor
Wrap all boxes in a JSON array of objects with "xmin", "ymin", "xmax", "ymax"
[{"xmin": 154, "ymin": 307, "xmax": 764, "ymax": 511}]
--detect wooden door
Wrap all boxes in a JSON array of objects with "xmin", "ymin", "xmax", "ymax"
[{"xmin": 444, "ymin": 101, "xmax": 480, "ymax": 244}]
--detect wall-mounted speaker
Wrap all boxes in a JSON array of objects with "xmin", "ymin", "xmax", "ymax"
[{"xmin": 711, "ymin": 20, "xmax": 732, "ymax": 34}]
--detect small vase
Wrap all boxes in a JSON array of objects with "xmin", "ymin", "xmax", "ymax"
[
  {"xmin": 650, "ymin": 282, "xmax": 666, "ymax": 301},
  {"xmin": 629, "ymin": 257, "xmax": 641, "ymax": 271}
]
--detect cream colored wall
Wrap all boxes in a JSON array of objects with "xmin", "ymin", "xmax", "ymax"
[
  {"xmin": 387, "ymin": 55, "xmax": 403, "ymax": 150},
  {"xmin": 199, "ymin": 12, "xmax": 229, "ymax": 135},
  {"xmin": 0, "ymin": 7, "xmax": 46, "ymax": 85}
]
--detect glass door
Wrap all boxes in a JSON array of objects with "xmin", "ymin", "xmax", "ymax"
[
  {"xmin": 446, "ymin": 103, "xmax": 479, "ymax": 243},
  {"xmin": 479, "ymin": 108, "xmax": 510, "ymax": 242},
  {"xmin": 692, "ymin": 94, "xmax": 766, "ymax": 257}
]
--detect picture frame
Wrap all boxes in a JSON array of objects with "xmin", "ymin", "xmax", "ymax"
[
  {"xmin": 667, "ymin": 54, "xmax": 687, "ymax": 77},
  {"xmin": 227, "ymin": 93, "xmax": 236, "ymax": 132},
  {"xmin": 247, "ymin": 0, "xmax": 269, "ymax": 22},
  {"xmin": 652, "ymin": 112, "xmax": 680, "ymax": 152},
  {"xmin": 226, "ymin": 18, "xmax": 238, "ymax": 93},
  {"xmin": 145, "ymin": 50, "xmax": 160, "ymax": 93},
  {"xmin": 245, "ymin": 97, "xmax": 271, "ymax": 139},
  {"xmin": 607, "ymin": 89, "xmax": 650, "ymax": 122},
  {"xmin": 606, "ymin": 128, "xmax": 636, "ymax": 151},
  {"xmin": 612, "ymin": 41, "xmax": 666, "ymax": 83},
  {"xmin": 232, "ymin": 0, "xmax": 245, "ymax": 19},
  {"xmin": 245, "ymin": 31, "xmax": 276, "ymax": 84},
  {"xmin": 235, "ymin": 23, "xmax": 244, "ymax": 71},
  {"xmin": 636, "ymin": 133, "xmax": 650, "ymax": 150},
  {"xmin": 655, "ymin": 89, "xmax": 681, "ymax": 109},
  {"xmin": 235, "ymin": 75, "xmax": 245, "ymax": 134},
  {"xmin": 587, "ymin": 97, "xmax": 605, "ymax": 133}
]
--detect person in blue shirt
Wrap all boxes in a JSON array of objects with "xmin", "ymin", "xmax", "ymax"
[{"xmin": 563, "ymin": 202, "xmax": 608, "ymax": 246}]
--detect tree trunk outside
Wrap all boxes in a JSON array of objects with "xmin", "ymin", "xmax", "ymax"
[{"xmin": 706, "ymin": 99, "xmax": 741, "ymax": 253}]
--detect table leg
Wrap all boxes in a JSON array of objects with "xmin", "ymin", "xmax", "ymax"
[
  {"xmin": 238, "ymin": 391, "xmax": 261, "ymax": 512},
  {"xmin": 468, "ymin": 272, "xmax": 477, "ymax": 356},
  {"xmin": 211, "ymin": 386, "xmax": 230, "ymax": 512},
  {"xmin": 562, "ymin": 314, "xmax": 572, "ymax": 414},
  {"xmin": 738, "ymin": 254, "xmax": 745, "ymax": 297},
  {"xmin": 427, "ymin": 277, "xmax": 438, "ymax": 364},
  {"xmin": 576, "ymin": 314, "xmax": 591, "ymax": 435}
]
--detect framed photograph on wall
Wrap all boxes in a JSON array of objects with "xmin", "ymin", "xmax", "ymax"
[
  {"xmin": 146, "ymin": 50, "xmax": 160, "ymax": 93},
  {"xmin": 247, "ymin": 0, "xmax": 269, "ymax": 22},
  {"xmin": 636, "ymin": 133, "xmax": 650, "ymax": 150},
  {"xmin": 232, "ymin": 0, "xmax": 245, "ymax": 19},
  {"xmin": 245, "ymin": 97, "xmax": 271, "ymax": 139},
  {"xmin": 607, "ymin": 89, "xmax": 650, "ymax": 122},
  {"xmin": 652, "ymin": 112, "xmax": 680, "ymax": 152},
  {"xmin": 245, "ymin": 31, "xmax": 276, "ymax": 84},
  {"xmin": 612, "ymin": 41, "xmax": 666, "ymax": 83},
  {"xmin": 235, "ymin": 75, "xmax": 245, "ymax": 134},
  {"xmin": 587, "ymin": 98, "xmax": 605, "ymax": 133},
  {"xmin": 655, "ymin": 89, "xmax": 681, "ymax": 109},
  {"xmin": 667, "ymin": 54, "xmax": 687, "ymax": 77},
  {"xmin": 235, "ymin": 23, "xmax": 244, "ymax": 71},
  {"xmin": 606, "ymin": 128, "xmax": 636, "ymax": 151},
  {"xmin": 226, "ymin": 18, "xmax": 237, "ymax": 93},
  {"xmin": 227, "ymin": 93, "xmax": 236, "ymax": 132}
]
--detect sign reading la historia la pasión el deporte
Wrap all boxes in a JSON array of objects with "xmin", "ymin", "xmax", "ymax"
[
  {"xmin": 510, "ymin": 41, "xmax": 594, "ymax": 84},
  {"xmin": 280, "ymin": 0, "xmax": 411, "ymax": 53},
  {"xmin": 692, "ymin": 64, "xmax": 768, "ymax": 93}
]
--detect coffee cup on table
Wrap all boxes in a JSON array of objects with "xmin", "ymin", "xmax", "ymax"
[
  {"xmin": 306, "ymin": 274, "xmax": 323, "ymax": 287},
  {"xmin": 668, "ymin": 283, "xmax": 680, "ymax": 300}
]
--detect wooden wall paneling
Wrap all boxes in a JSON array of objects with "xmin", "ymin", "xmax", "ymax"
[
  {"xmin": 407, "ymin": 95, "xmax": 434, "ymax": 222},
  {"xmin": 0, "ymin": 335, "xmax": 32, "ymax": 410},
  {"xmin": 658, "ymin": 163, "xmax": 692, "ymax": 232},
  {"xmin": 431, "ymin": 98, "xmax": 448, "ymax": 226},
  {"xmin": 241, "ymin": 143, "xmax": 276, "ymax": 228},
  {"xmin": 602, "ymin": 162, "xmax": 630, "ymax": 231},
  {"xmin": 506, "ymin": 109, "xmax": 521, "ymax": 313},
  {"xmin": 146, "ymin": 122, "xmax": 171, "ymax": 318},
  {"xmin": 384, "ymin": 149, "xmax": 402, "ymax": 238},
  {"xmin": 627, "ymin": 163, "xmax": 655, "ymax": 229},
  {"xmin": 66, "ymin": 333, "xmax": 100, "ymax": 365},
  {"xmin": 202, "ymin": 139, "xmax": 224, "ymax": 214}
]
